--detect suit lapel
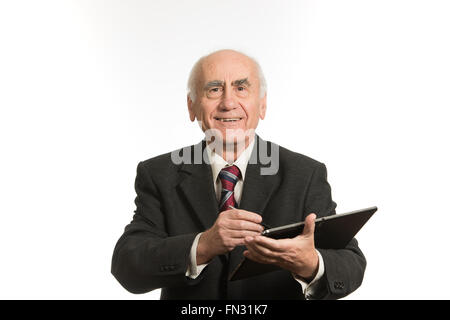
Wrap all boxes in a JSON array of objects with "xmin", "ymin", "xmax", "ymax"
[
  {"xmin": 176, "ymin": 140, "xmax": 219, "ymax": 231},
  {"xmin": 238, "ymin": 135, "xmax": 280, "ymax": 219}
]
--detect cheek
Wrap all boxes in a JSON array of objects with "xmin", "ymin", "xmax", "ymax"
[
  {"xmin": 242, "ymin": 103, "xmax": 261, "ymax": 122},
  {"xmin": 197, "ymin": 102, "xmax": 215, "ymax": 120}
]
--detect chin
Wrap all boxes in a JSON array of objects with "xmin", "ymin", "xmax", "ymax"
[
  {"xmin": 222, "ymin": 131, "xmax": 250, "ymax": 146},
  {"xmin": 204, "ymin": 126, "xmax": 253, "ymax": 145}
]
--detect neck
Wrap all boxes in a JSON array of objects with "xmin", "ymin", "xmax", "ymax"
[{"xmin": 207, "ymin": 134, "xmax": 255, "ymax": 163}]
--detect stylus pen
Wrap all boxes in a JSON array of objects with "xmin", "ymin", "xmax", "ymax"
[{"xmin": 228, "ymin": 205, "xmax": 271, "ymax": 230}]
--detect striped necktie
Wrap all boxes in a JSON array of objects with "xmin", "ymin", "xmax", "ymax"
[{"xmin": 218, "ymin": 165, "xmax": 241, "ymax": 212}]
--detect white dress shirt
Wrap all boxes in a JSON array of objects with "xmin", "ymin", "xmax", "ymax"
[{"xmin": 185, "ymin": 137, "xmax": 325, "ymax": 298}]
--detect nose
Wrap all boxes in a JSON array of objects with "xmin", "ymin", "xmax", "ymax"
[{"xmin": 219, "ymin": 87, "xmax": 237, "ymax": 110}]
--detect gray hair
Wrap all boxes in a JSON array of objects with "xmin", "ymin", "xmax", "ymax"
[{"xmin": 187, "ymin": 50, "xmax": 267, "ymax": 101}]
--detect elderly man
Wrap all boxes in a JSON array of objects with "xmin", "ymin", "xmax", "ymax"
[{"xmin": 111, "ymin": 49, "xmax": 366, "ymax": 299}]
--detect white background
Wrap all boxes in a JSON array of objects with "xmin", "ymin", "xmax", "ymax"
[{"xmin": 1, "ymin": 0, "xmax": 449, "ymax": 299}]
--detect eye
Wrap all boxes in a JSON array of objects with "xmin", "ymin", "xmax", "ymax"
[
  {"xmin": 207, "ymin": 87, "xmax": 223, "ymax": 98},
  {"xmin": 209, "ymin": 87, "xmax": 223, "ymax": 93},
  {"xmin": 235, "ymin": 86, "xmax": 248, "ymax": 97}
]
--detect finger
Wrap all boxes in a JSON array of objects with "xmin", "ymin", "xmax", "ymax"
[
  {"xmin": 302, "ymin": 213, "xmax": 316, "ymax": 237},
  {"xmin": 227, "ymin": 230, "xmax": 263, "ymax": 239},
  {"xmin": 244, "ymin": 247, "xmax": 276, "ymax": 264},
  {"xmin": 250, "ymin": 235, "xmax": 287, "ymax": 252},
  {"xmin": 223, "ymin": 237, "xmax": 251, "ymax": 249},
  {"xmin": 227, "ymin": 219, "xmax": 264, "ymax": 232},
  {"xmin": 229, "ymin": 209, "xmax": 263, "ymax": 224},
  {"xmin": 228, "ymin": 238, "xmax": 249, "ymax": 247},
  {"xmin": 245, "ymin": 237, "xmax": 277, "ymax": 258},
  {"xmin": 217, "ymin": 211, "xmax": 263, "ymax": 232}
]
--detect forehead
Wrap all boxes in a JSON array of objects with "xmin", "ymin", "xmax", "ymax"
[{"xmin": 199, "ymin": 52, "xmax": 258, "ymax": 82}]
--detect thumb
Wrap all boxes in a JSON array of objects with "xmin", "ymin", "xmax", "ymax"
[{"xmin": 302, "ymin": 213, "xmax": 316, "ymax": 237}]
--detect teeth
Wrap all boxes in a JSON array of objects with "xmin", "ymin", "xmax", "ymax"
[{"xmin": 216, "ymin": 118, "xmax": 241, "ymax": 122}]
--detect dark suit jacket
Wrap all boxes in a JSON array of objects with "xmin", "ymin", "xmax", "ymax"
[{"xmin": 111, "ymin": 135, "xmax": 366, "ymax": 299}]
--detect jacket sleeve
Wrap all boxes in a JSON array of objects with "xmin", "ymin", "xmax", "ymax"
[
  {"xmin": 111, "ymin": 162, "xmax": 203, "ymax": 294},
  {"xmin": 304, "ymin": 162, "xmax": 367, "ymax": 300}
]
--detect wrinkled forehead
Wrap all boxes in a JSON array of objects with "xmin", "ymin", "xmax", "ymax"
[{"xmin": 199, "ymin": 53, "xmax": 259, "ymax": 84}]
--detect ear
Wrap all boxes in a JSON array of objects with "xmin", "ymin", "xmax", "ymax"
[
  {"xmin": 187, "ymin": 95, "xmax": 196, "ymax": 122},
  {"xmin": 259, "ymin": 92, "xmax": 267, "ymax": 120}
]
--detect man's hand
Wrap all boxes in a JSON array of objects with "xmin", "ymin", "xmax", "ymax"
[
  {"xmin": 197, "ymin": 209, "xmax": 264, "ymax": 265},
  {"xmin": 243, "ymin": 213, "xmax": 319, "ymax": 281}
]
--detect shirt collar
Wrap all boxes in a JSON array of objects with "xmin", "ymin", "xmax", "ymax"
[{"xmin": 206, "ymin": 137, "xmax": 256, "ymax": 183}]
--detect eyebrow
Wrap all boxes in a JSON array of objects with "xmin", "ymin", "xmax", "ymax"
[
  {"xmin": 203, "ymin": 78, "xmax": 251, "ymax": 90},
  {"xmin": 232, "ymin": 78, "xmax": 251, "ymax": 87},
  {"xmin": 204, "ymin": 80, "xmax": 224, "ymax": 90}
]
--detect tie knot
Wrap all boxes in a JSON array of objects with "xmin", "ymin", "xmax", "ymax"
[{"xmin": 218, "ymin": 165, "xmax": 241, "ymax": 189}]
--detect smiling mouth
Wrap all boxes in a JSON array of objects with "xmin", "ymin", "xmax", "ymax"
[{"xmin": 214, "ymin": 117, "xmax": 243, "ymax": 122}]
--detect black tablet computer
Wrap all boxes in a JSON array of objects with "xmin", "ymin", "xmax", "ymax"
[{"xmin": 229, "ymin": 206, "xmax": 377, "ymax": 281}]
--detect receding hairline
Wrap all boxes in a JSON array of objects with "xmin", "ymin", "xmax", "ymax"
[{"xmin": 202, "ymin": 49, "xmax": 256, "ymax": 67}]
